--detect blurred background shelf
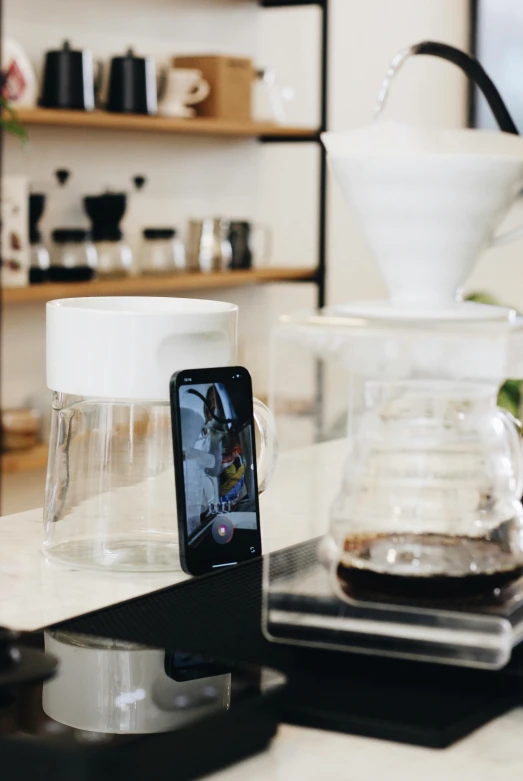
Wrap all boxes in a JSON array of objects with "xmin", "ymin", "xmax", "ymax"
[
  {"xmin": 2, "ymin": 444, "xmax": 48, "ymax": 475},
  {"xmin": 16, "ymin": 108, "xmax": 319, "ymax": 140},
  {"xmin": 2, "ymin": 267, "xmax": 318, "ymax": 304}
]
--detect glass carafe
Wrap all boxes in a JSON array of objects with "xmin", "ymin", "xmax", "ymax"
[
  {"xmin": 141, "ymin": 228, "xmax": 186, "ymax": 274},
  {"xmin": 332, "ymin": 378, "xmax": 523, "ymax": 591},
  {"xmin": 269, "ymin": 306, "xmax": 523, "ymax": 593},
  {"xmin": 44, "ymin": 296, "xmax": 276, "ymax": 572},
  {"xmin": 44, "ymin": 393, "xmax": 274, "ymax": 572}
]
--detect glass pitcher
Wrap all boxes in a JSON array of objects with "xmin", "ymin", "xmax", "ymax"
[
  {"xmin": 43, "ymin": 297, "xmax": 276, "ymax": 571},
  {"xmin": 269, "ymin": 306, "xmax": 523, "ymax": 593},
  {"xmin": 332, "ymin": 378, "xmax": 523, "ymax": 592}
]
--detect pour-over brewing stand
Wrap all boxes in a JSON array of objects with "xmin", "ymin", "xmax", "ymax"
[
  {"xmin": 266, "ymin": 293, "xmax": 523, "ymax": 670},
  {"xmin": 257, "ymin": 42, "xmax": 523, "ymax": 743},
  {"xmin": 263, "ymin": 537, "xmax": 523, "ymax": 669},
  {"xmin": 263, "ymin": 40, "xmax": 523, "ymax": 670}
]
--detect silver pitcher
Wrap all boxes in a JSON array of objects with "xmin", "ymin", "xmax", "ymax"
[{"xmin": 187, "ymin": 218, "xmax": 232, "ymax": 273}]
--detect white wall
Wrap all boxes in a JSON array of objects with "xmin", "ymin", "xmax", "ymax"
[{"xmin": 327, "ymin": 0, "xmax": 470, "ymax": 306}]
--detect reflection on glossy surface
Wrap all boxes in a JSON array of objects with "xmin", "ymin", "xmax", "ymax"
[
  {"xmin": 0, "ymin": 630, "xmax": 285, "ymax": 750},
  {"xmin": 43, "ymin": 631, "xmax": 231, "ymax": 734}
]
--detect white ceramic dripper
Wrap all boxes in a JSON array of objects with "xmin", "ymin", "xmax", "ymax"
[
  {"xmin": 322, "ymin": 123, "xmax": 523, "ymax": 308},
  {"xmin": 322, "ymin": 42, "xmax": 523, "ymax": 311}
]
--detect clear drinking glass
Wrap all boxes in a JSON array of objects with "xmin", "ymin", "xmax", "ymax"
[
  {"xmin": 43, "ymin": 393, "xmax": 275, "ymax": 571},
  {"xmin": 332, "ymin": 379, "xmax": 523, "ymax": 588}
]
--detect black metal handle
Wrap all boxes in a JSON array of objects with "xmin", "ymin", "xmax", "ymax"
[{"xmin": 412, "ymin": 41, "xmax": 519, "ymax": 135}]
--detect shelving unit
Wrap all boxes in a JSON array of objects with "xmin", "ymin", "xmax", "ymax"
[
  {"xmin": 3, "ymin": 267, "xmax": 317, "ymax": 305},
  {"xmin": 260, "ymin": 0, "xmax": 328, "ymax": 308},
  {"xmin": 16, "ymin": 108, "xmax": 318, "ymax": 140},
  {"xmin": 2, "ymin": 0, "xmax": 330, "ymax": 479}
]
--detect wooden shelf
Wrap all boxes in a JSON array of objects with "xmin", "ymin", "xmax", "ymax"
[
  {"xmin": 2, "ymin": 267, "xmax": 317, "ymax": 304},
  {"xmin": 16, "ymin": 108, "xmax": 319, "ymax": 140},
  {"xmin": 2, "ymin": 444, "xmax": 48, "ymax": 474}
]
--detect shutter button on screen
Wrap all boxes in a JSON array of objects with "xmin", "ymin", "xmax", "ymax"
[{"xmin": 212, "ymin": 517, "xmax": 234, "ymax": 544}]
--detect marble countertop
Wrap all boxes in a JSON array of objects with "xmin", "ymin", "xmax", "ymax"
[
  {"xmin": 0, "ymin": 439, "xmax": 338, "ymax": 631},
  {"xmin": 208, "ymin": 709, "xmax": 523, "ymax": 781}
]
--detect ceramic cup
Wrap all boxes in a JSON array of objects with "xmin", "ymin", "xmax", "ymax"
[{"xmin": 158, "ymin": 68, "xmax": 210, "ymax": 118}]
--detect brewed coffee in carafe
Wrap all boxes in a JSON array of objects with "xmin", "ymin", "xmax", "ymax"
[
  {"xmin": 334, "ymin": 375, "xmax": 523, "ymax": 597},
  {"xmin": 319, "ymin": 42, "xmax": 523, "ymax": 595}
]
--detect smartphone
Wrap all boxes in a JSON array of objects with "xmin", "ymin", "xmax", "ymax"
[
  {"xmin": 164, "ymin": 650, "xmax": 233, "ymax": 682},
  {"xmin": 170, "ymin": 366, "xmax": 262, "ymax": 575}
]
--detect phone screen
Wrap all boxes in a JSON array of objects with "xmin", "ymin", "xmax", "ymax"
[{"xmin": 171, "ymin": 367, "xmax": 262, "ymax": 575}]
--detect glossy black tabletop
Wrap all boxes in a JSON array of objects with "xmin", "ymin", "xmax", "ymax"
[{"xmin": 3, "ymin": 546, "xmax": 523, "ymax": 780}]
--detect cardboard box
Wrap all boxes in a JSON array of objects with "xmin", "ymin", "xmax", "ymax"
[{"xmin": 173, "ymin": 55, "xmax": 253, "ymax": 121}]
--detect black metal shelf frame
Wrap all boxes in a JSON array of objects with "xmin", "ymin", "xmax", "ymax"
[
  {"xmin": 260, "ymin": 0, "xmax": 325, "ymax": 7},
  {"xmin": 258, "ymin": 0, "xmax": 328, "ymax": 308}
]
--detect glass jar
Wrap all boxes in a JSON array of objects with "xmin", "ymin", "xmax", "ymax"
[
  {"xmin": 83, "ymin": 192, "xmax": 130, "ymax": 276},
  {"xmin": 333, "ymin": 379, "xmax": 523, "ymax": 590},
  {"xmin": 141, "ymin": 228, "xmax": 186, "ymax": 274},
  {"xmin": 29, "ymin": 240, "xmax": 50, "ymax": 284},
  {"xmin": 29, "ymin": 194, "xmax": 50, "ymax": 283},
  {"xmin": 95, "ymin": 239, "xmax": 133, "ymax": 277},
  {"xmin": 44, "ymin": 297, "xmax": 276, "ymax": 572},
  {"xmin": 270, "ymin": 305, "xmax": 523, "ymax": 593},
  {"xmin": 44, "ymin": 395, "xmax": 177, "ymax": 570},
  {"xmin": 50, "ymin": 228, "xmax": 97, "ymax": 282},
  {"xmin": 44, "ymin": 393, "xmax": 274, "ymax": 571}
]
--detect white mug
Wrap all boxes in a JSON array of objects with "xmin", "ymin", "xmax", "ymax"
[{"xmin": 159, "ymin": 68, "xmax": 210, "ymax": 118}]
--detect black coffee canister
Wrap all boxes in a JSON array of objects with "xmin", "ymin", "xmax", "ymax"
[
  {"xmin": 40, "ymin": 40, "xmax": 95, "ymax": 111},
  {"xmin": 84, "ymin": 192, "xmax": 128, "ymax": 241},
  {"xmin": 228, "ymin": 221, "xmax": 253, "ymax": 269},
  {"xmin": 29, "ymin": 194, "xmax": 46, "ymax": 245},
  {"xmin": 106, "ymin": 49, "xmax": 157, "ymax": 115}
]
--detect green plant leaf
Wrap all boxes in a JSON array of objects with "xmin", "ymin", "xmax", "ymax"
[
  {"xmin": 465, "ymin": 291, "xmax": 500, "ymax": 306},
  {"xmin": 497, "ymin": 387, "xmax": 520, "ymax": 417},
  {"xmin": 0, "ymin": 95, "xmax": 28, "ymax": 143}
]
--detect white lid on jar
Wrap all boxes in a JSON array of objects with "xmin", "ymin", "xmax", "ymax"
[{"xmin": 46, "ymin": 296, "xmax": 238, "ymax": 400}]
